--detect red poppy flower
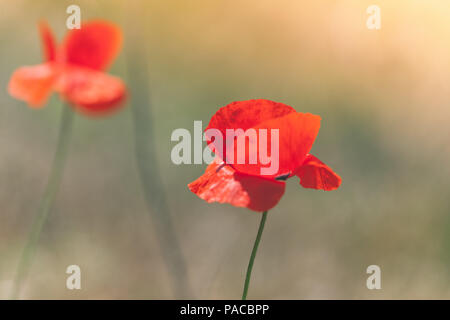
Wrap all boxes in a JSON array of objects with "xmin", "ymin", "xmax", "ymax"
[
  {"xmin": 188, "ymin": 99, "xmax": 342, "ymax": 212},
  {"xmin": 8, "ymin": 21, "xmax": 126, "ymax": 115}
]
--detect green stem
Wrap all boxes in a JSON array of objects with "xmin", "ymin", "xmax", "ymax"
[
  {"xmin": 123, "ymin": 7, "xmax": 192, "ymax": 298},
  {"xmin": 242, "ymin": 211, "xmax": 268, "ymax": 300},
  {"xmin": 10, "ymin": 105, "xmax": 74, "ymax": 299},
  {"xmin": 126, "ymin": 68, "xmax": 192, "ymax": 298}
]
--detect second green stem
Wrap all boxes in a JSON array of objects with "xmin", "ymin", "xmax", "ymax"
[
  {"xmin": 242, "ymin": 210, "xmax": 268, "ymax": 300},
  {"xmin": 10, "ymin": 105, "xmax": 74, "ymax": 299}
]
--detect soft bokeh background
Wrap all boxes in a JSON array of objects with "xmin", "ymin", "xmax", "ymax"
[{"xmin": 1, "ymin": 0, "xmax": 450, "ymax": 299}]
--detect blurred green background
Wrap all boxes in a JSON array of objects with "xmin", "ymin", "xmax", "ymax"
[{"xmin": 1, "ymin": 0, "xmax": 450, "ymax": 299}]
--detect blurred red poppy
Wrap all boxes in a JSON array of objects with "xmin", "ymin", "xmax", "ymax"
[
  {"xmin": 188, "ymin": 99, "xmax": 342, "ymax": 212},
  {"xmin": 8, "ymin": 21, "xmax": 126, "ymax": 115}
]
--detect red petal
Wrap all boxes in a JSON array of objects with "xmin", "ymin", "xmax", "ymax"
[
  {"xmin": 229, "ymin": 112, "xmax": 321, "ymax": 178},
  {"xmin": 296, "ymin": 154, "xmax": 342, "ymax": 191},
  {"xmin": 207, "ymin": 99, "xmax": 296, "ymax": 132},
  {"xmin": 188, "ymin": 158, "xmax": 285, "ymax": 212},
  {"xmin": 56, "ymin": 66, "xmax": 126, "ymax": 115},
  {"xmin": 8, "ymin": 63, "xmax": 57, "ymax": 107},
  {"xmin": 206, "ymin": 99, "xmax": 295, "ymax": 155},
  {"xmin": 39, "ymin": 21, "xmax": 56, "ymax": 62},
  {"xmin": 61, "ymin": 20, "xmax": 122, "ymax": 70}
]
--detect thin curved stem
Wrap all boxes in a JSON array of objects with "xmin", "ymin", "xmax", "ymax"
[
  {"xmin": 242, "ymin": 211, "xmax": 268, "ymax": 300},
  {"xmin": 123, "ymin": 7, "xmax": 192, "ymax": 298},
  {"xmin": 10, "ymin": 105, "xmax": 74, "ymax": 299}
]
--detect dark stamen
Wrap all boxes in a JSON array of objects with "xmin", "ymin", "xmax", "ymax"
[
  {"xmin": 216, "ymin": 162, "xmax": 226, "ymax": 172},
  {"xmin": 275, "ymin": 173, "xmax": 290, "ymax": 181}
]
